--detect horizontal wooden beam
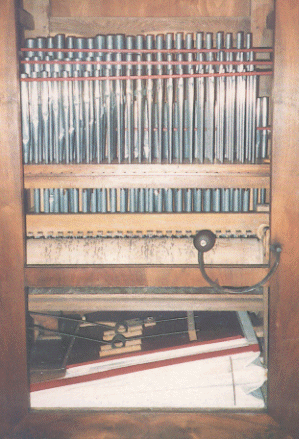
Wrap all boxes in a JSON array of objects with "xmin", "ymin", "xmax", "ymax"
[
  {"xmin": 49, "ymin": 16, "xmax": 250, "ymax": 37},
  {"xmin": 24, "ymin": 164, "xmax": 270, "ymax": 189},
  {"xmin": 24, "ymin": 265, "xmax": 269, "ymax": 288},
  {"xmin": 28, "ymin": 291, "xmax": 264, "ymax": 313},
  {"xmin": 15, "ymin": 412, "xmax": 285, "ymax": 439},
  {"xmin": 26, "ymin": 212, "xmax": 269, "ymax": 238}
]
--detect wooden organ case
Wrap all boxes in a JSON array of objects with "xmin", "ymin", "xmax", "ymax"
[{"xmin": 1, "ymin": 0, "xmax": 299, "ymax": 437}]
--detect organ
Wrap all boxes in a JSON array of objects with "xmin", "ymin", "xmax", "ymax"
[{"xmin": 1, "ymin": 0, "xmax": 299, "ymax": 436}]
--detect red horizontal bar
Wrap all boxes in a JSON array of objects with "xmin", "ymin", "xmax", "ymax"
[
  {"xmin": 20, "ymin": 59, "xmax": 273, "ymax": 66},
  {"xmin": 256, "ymin": 126, "xmax": 272, "ymax": 131},
  {"xmin": 21, "ymin": 47, "xmax": 273, "ymax": 54},
  {"xmin": 20, "ymin": 70, "xmax": 273, "ymax": 82}
]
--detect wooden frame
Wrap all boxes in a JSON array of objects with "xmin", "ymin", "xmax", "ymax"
[{"xmin": 1, "ymin": 0, "xmax": 299, "ymax": 437}]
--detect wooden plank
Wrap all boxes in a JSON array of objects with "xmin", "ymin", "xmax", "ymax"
[
  {"xmin": 24, "ymin": 265, "xmax": 269, "ymax": 288},
  {"xmin": 25, "ymin": 212, "xmax": 269, "ymax": 238},
  {"xmin": 268, "ymin": 0, "xmax": 299, "ymax": 435},
  {"xmin": 187, "ymin": 311, "xmax": 197, "ymax": 340},
  {"xmin": 50, "ymin": 0, "xmax": 250, "ymax": 18},
  {"xmin": 24, "ymin": 164, "xmax": 271, "ymax": 189},
  {"xmin": 13, "ymin": 412, "xmax": 288, "ymax": 439},
  {"xmin": 49, "ymin": 16, "xmax": 250, "ymax": 37},
  {"xmin": 28, "ymin": 292, "xmax": 263, "ymax": 313},
  {"xmin": 0, "ymin": 0, "xmax": 28, "ymax": 434}
]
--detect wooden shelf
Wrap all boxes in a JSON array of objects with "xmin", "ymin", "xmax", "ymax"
[{"xmin": 24, "ymin": 163, "xmax": 270, "ymax": 189}]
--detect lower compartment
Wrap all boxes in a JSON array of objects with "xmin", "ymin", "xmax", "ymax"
[{"xmin": 29, "ymin": 310, "xmax": 266, "ymax": 409}]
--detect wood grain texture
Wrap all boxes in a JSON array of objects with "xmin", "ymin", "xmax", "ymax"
[
  {"xmin": 12, "ymin": 412, "xmax": 291, "ymax": 439},
  {"xmin": 50, "ymin": 0, "xmax": 250, "ymax": 18},
  {"xmin": 49, "ymin": 16, "xmax": 250, "ymax": 37},
  {"xmin": 0, "ymin": 0, "xmax": 29, "ymax": 435},
  {"xmin": 268, "ymin": 0, "xmax": 299, "ymax": 436},
  {"xmin": 25, "ymin": 265, "xmax": 269, "ymax": 288}
]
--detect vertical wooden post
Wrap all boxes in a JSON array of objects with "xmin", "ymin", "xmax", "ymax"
[
  {"xmin": 0, "ymin": 0, "xmax": 29, "ymax": 434},
  {"xmin": 269, "ymin": 0, "xmax": 299, "ymax": 434}
]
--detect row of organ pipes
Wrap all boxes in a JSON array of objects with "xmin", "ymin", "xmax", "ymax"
[
  {"xmin": 21, "ymin": 31, "xmax": 270, "ymax": 166},
  {"xmin": 30, "ymin": 187, "xmax": 267, "ymax": 214},
  {"xmin": 21, "ymin": 31, "xmax": 271, "ymax": 242}
]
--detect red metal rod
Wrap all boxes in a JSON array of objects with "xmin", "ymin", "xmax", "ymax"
[
  {"xmin": 20, "ymin": 70, "xmax": 273, "ymax": 82},
  {"xmin": 20, "ymin": 47, "xmax": 273, "ymax": 54},
  {"xmin": 20, "ymin": 59, "xmax": 273, "ymax": 66},
  {"xmin": 256, "ymin": 126, "xmax": 272, "ymax": 131}
]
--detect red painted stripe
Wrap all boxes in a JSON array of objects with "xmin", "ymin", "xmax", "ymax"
[
  {"xmin": 20, "ymin": 47, "xmax": 273, "ymax": 54},
  {"xmin": 66, "ymin": 335, "xmax": 245, "ymax": 369},
  {"xmin": 31, "ymin": 343, "xmax": 259, "ymax": 393}
]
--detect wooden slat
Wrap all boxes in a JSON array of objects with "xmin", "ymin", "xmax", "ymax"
[
  {"xmin": 24, "ymin": 164, "xmax": 270, "ymax": 189},
  {"xmin": 28, "ymin": 291, "xmax": 263, "ymax": 313},
  {"xmin": 268, "ymin": 0, "xmax": 299, "ymax": 435},
  {"xmin": 49, "ymin": 16, "xmax": 251, "ymax": 37},
  {"xmin": 50, "ymin": 0, "xmax": 250, "ymax": 18},
  {"xmin": 0, "ymin": 0, "xmax": 28, "ymax": 434},
  {"xmin": 14, "ymin": 412, "xmax": 287, "ymax": 439},
  {"xmin": 24, "ymin": 265, "xmax": 269, "ymax": 288},
  {"xmin": 25, "ymin": 212, "xmax": 269, "ymax": 238}
]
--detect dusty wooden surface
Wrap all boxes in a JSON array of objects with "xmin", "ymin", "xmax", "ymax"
[
  {"xmin": 27, "ymin": 289, "xmax": 264, "ymax": 313},
  {"xmin": 10, "ymin": 412, "xmax": 292, "ymax": 439},
  {"xmin": 26, "ymin": 236, "xmax": 265, "ymax": 265},
  {"xmin": 268, "ymin": 0, "xmax": 299, "ymax": 436},
  {"xmin": 49, "ymin": 16, "xmax": 251, "ymax": 37}
]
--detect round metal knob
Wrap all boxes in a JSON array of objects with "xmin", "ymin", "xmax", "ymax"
[{"xmin": 193, "ymin": 230, "xmax": 216, "ymax": 252}]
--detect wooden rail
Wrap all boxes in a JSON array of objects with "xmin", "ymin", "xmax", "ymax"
[
  {"xmin": 24, "ymin": 163, "xmax": 270, "ymax": 189},
  {"xmin": 26, "ymin": 211, "xmax": 269, "ymax": 238},
  {"xmin": 28, "ymin": 290, "xmax": 264, "ymax": 313}
]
